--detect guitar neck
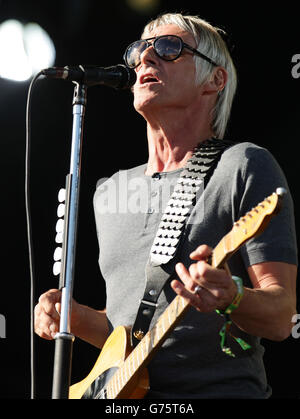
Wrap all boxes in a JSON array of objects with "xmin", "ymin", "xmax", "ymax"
[{"xmin": 211, "ymin": 232, "xmax": 232, "ymax": 268}]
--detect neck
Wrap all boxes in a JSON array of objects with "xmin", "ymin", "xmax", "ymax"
[{"xmin": 144, "ymin": 107, "xmax": 214, "ymax": 176}]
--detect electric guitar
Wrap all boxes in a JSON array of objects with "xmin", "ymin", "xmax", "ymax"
[{"xmin": 69, "ymin": 188, "xmax": 285, "ymax": 399}]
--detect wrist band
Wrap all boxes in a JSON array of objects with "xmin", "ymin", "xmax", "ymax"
[
  {"xmin": 216, "ymin": 276, "xmax": 251, "ymax": 357},
  {"xmin": 216, "ymin": 275, "xmax": 244, "ymax": 315}
]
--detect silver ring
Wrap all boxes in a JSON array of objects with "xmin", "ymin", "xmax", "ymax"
[{"xmin": 194, "ymin": 285, "xmax": 202, "ymax": 295}]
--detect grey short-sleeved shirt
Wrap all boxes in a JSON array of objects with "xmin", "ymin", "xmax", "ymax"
[{"xmin": 93, "ymin": 142, "xmax": 297, "ymax": 398}]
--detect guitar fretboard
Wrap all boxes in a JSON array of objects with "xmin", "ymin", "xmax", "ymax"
[{"xmin": 105, "ymin": 293, "xmax": 189, "ymax": 398}]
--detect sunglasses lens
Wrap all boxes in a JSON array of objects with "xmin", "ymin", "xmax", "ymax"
[
  {"xmin": 155, "ymin": 36, "xmax": 181, "ymax": 61},
  {"xmin": 124, "ymin": 36, "xmax": 183, "ymax": 68},
  {"xmin": 125, "ymin": 40, "xmax": 148, "ymax": 68}
]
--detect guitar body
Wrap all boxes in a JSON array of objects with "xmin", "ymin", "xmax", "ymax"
[{"xmin": 69, "ymin": 325, "xmax": 149, "ymax": 399}]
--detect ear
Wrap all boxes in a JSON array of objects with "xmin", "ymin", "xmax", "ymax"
[
  {"xmin": 203, "ymin": 67, "xmax": 228, "ymax": 95},
  {"xmin": 214, "ymin": 67, "xmax": 228, "ymax": 93}
]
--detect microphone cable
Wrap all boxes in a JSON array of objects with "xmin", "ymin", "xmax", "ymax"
[{"xmin": 25, "ymin": 70, "xmax": 44, "ymax": 399}]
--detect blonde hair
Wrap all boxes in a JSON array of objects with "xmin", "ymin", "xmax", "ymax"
[{"xmin": 142, "ymin": 13, "xmax": 237, "ymax": 139}]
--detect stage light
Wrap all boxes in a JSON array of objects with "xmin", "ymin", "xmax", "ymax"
[
  {"xmin": 126, "ymin": 0, "xmax": 160, "ymax": 14},
  {"xmin": 0, "ymin": 19, "xmax": 55, "ymax": 82}
]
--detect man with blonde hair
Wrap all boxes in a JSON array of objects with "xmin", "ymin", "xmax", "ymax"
[{"xmin": 34, "ymin": 13, "xmax": 297, "ymax": 398}]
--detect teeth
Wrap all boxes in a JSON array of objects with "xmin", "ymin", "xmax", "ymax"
[{"xmin": 142, "ymin": 75, "xmax": 158, "ymax": 83}]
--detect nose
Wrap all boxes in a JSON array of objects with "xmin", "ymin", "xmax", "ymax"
[{"xmin": 139, "ymin": 43, "xmax": 159, "ymax": 68}]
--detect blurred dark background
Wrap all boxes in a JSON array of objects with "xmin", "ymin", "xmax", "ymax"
[{"xmin": 0, "ymin": 0, "xmax": 299, "ymax": 399}]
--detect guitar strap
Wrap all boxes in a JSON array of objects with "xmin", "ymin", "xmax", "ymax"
[{"xmin": 131, "ymin": 138, "xmax": 234, "ymax": 347}]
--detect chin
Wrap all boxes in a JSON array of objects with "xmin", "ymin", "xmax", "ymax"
[{"xmin": 133, "ymin": 94, "xmax": 161, "ymax": 113}]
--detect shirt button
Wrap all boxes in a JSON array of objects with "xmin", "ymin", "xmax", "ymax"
[
  {"xmin": 147, "ymin": 208, "xmax": 154, "ymax": 214},
  {"xmin": 152, "ymin": 172, "xmax": 161, "ymax": 180}
]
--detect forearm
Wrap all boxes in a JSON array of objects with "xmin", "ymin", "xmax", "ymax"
[
  {"xmin": 231, "ymin": 285, "xmax": 297, "ymax": 341},
  {"xmin": 174, "ymin": 252, "xmax": 297, "ymax": 342},
  {"xmin": 71, "ymin": 304, "xmax": 110, "ymax": 349}
]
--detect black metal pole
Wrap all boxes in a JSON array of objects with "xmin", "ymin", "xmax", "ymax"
[
  {"xmin": 52, "ymin": 333, "xmax": 75, "ymax": 399},
  {"xmin": 51, "ymin": 83, "xmax": 87, "ymax": 399}
]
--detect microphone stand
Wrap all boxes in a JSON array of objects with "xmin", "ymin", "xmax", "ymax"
[{"xmin": 52, "ymin": 82, "xmax": 87, "ymax": 399}]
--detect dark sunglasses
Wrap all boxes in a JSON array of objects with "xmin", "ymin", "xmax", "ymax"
[{"xmin": 123, "ymin": 34, "xmax": 218, "ymax": 69}]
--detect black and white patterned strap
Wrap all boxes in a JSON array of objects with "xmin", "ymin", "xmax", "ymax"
[
  {"xmin": 150, "ymin": 138, "xmax": 233, "ymax": 266},
  {"xmin": 131, "ymin": 138, "xmax": 234, "ymax": 347},
  {"xmin": 130, "ymin": 138, "xmax": 233, "ymax": 347}
]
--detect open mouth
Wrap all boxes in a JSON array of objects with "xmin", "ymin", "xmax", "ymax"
[{"xmin": 141, "ymin": 74, "xmax": 160, "ymax": 84}]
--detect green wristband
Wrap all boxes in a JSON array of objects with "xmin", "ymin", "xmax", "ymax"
[
  {"xmin": 216, "ymin": 275, "xmax": 244, "ymax": 316},
  {"xmin": 216, "ymin": 276, "xmax": 251, "ymax": 357}
]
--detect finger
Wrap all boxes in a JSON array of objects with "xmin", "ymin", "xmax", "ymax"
[
  {"xmin": 170, "ymin": 279, "xmax": 216, "ymax": 312},
  {"xmin": 175, "ymin": 262, "xmax": 191, "ymax": 280},
  {"xmin": 35, "ymin": 313, "xmax": 59, "ymax": 339},
  {"xmin": 170, "ymin": 279, "xmax": 200, "ymax": 306},
  {"xmin": 55, "ymin": 302, "xmax": 61, "ymax": 316},
  {"xmin": 39, "ymin": 289, "xmax": 61, "ymax": 302},
  {"xmin": 195, "ymin": 261, "xmax": 231, "ymax": 288},
  {"xmin": 175, "ymin": 263, "xmax": 198, "ymax": 292},
  {"xmin": 190, "ymin": 244, "xmax": 212, "ymax": 261},
  {"xmin": 174, "ymin": 263, "xmax": 200, "ymax": 298},
  {"xmin": 49, "ymin": 322, "xmax": 59, "ymax": 338},
  {"xmin": 188, "ymin": 262, "xmax": 202, "ymax": 281},
  {"xmin": 174, "ymin": 262, "xmax": 223, "ymax": 311},
  {"xmin": 187, "ymin": 262, "xmax": 221, "ymax": 301},
  {"xmin": 187, "ymin": 260, "xmax": 231, "ymax": 297},
  {"xmin": 34, "ymin": 300, "xmax": 60, "ymax": 339},
  {"xmin": 35, "ymin": 327, "xmax": 52, "ymax": 340},
  {"xmin": 187, "ymin": 261, "xmax": 233, "ymax": 305},
  {"xmin": 193, "ymin": 262, "xmax": 237, "ymax": 307},
  {"xmin": 38, "ymin": 290, "xmax": 61, "ymax": 320}
]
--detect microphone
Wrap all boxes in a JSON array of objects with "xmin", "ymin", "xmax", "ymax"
[{"xmin": 41, "ymin": 64, "xmax": 136, "ymax": 89}]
